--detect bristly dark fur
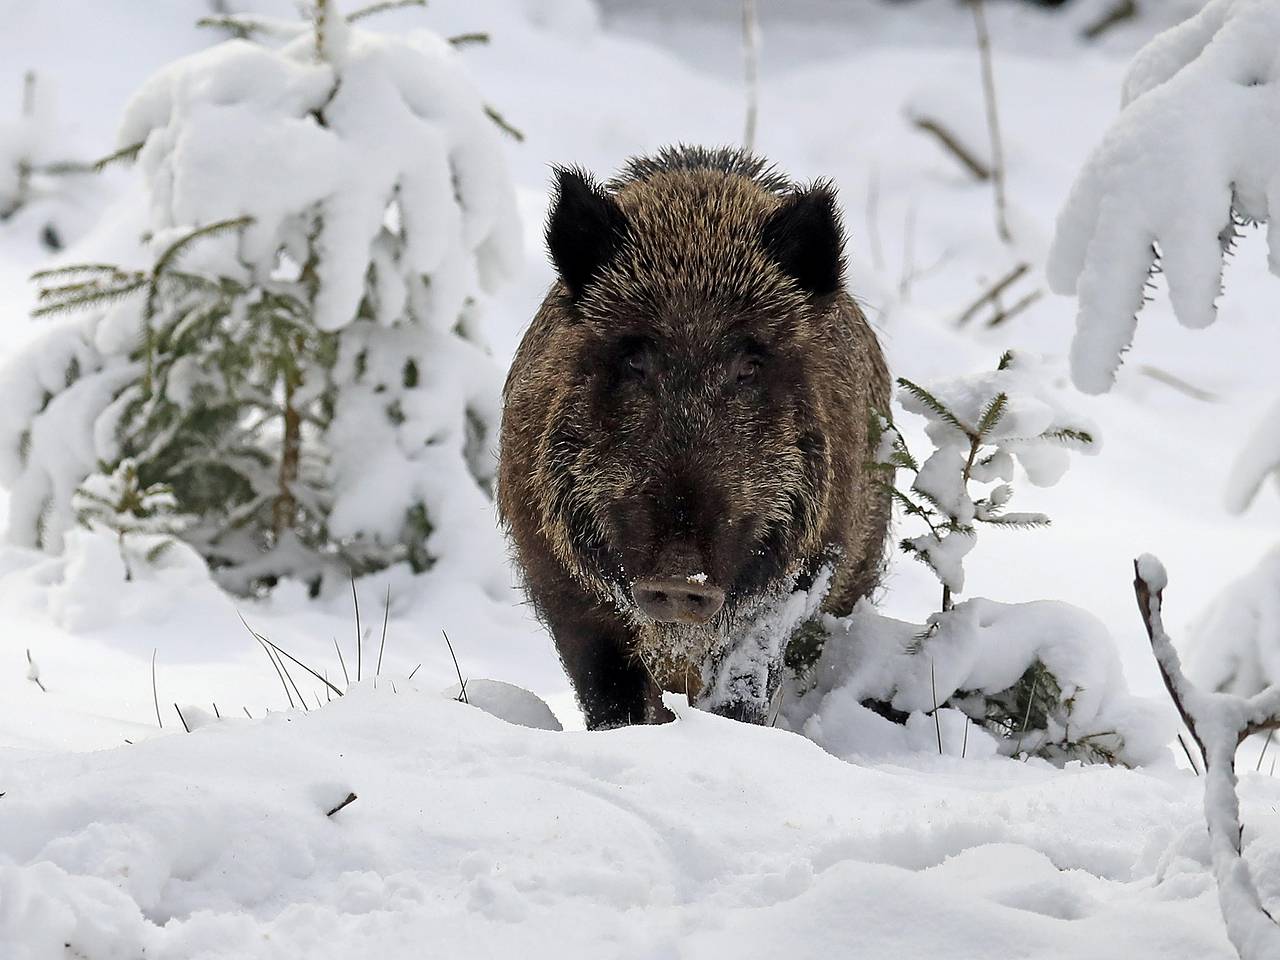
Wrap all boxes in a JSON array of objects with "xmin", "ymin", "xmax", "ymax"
[
  {"xmin": 545, "ymin": 167, "xmax": 629, "ymax": 301},
  {"xmin": 500, "ymin": 145, "xmax": 891, "ymax": 729},
  {"xmin": 607, "ymin": 144, "xmax": 792, "ymax": 195}
]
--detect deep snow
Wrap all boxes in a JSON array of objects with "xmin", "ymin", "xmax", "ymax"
[{"xmin": 3, "ymin": 0, "xmax": 1280, "ymax": 956}]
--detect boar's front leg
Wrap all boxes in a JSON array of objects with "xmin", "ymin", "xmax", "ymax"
[{"xmin": 542, "ymin": 594, "xmax": 671, "ymax": 730}]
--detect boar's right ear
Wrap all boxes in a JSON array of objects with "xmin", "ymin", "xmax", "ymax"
[
  {"xmin": 760, "ymin": 183, "xmax": 846, "ymax": 298},
  {"xmin": 546, "ymin": 167, "xmax": 629, "ymax": 301}
]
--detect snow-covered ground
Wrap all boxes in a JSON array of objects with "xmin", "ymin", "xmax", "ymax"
[{"xmin": 3, "ymin": 0, "xmax": 1280, "ymax": 956}]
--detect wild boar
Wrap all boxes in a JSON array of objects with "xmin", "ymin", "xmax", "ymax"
[{"xmin": 499, "ymin": 146, "xmax": 890, "ymax": 729}]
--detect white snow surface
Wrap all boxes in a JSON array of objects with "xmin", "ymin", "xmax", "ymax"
[
  {"xmin": 0, "ymin": 686, "xmax": 1271, "ymax": 960},
  {"xmin": 3, "ymin": 0, "xmax": 1280, "ymax": 955}
]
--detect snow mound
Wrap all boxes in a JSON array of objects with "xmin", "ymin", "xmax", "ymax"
[
  {"xmin": 1186, "ymin": 546, "xmax": 1280, "ymax": 698},
  {"xmin": 0, "ymin": 688, "xmax": 1267, "ymax": 959},
  {"xmin": 1225, "ymin": 396, "xmax": 1280, "ymax": 514},
  {"xmin": 443, "ymin": 678, "xmax": 563, "ymax": 731},
  {"xmin": 786, "ymin": 598, "xmax": 1172, "ymax": 767},
  {"xmin": 1048, "ymin": 0, "xmax": 1280, "ymax": 393}
]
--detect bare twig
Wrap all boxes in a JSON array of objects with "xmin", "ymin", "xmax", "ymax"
[
  {"xmin": 866, "ymin": 165, "xmax": 885, "ymax": 274},
  {"xmin": 1134, "ymin": 555, "xmax": 1280, "ymax": 957},
  {"xmin": 987, "ymin": 289, "xmax": 1042, "ymax": 328},
  {"xmin": 956, "ymin": 263, "xmax": 1028, "ymax": 326},
  {"xmin": 969, "ymin": 0, "xmax": 1011, "ymax": 243},
  {"xmin": 898, "ymin": 202, "xmax": 918, "ymax": 301},
  {"xmin": 326, "ymin": 792, "xmax": 358, "ymax": 817},
  {"xmin": 910, "ymin": 116, "xmax": 991, "ymax": 181},
  {"xmin": 1137, "ymin": 364, "xmax": 1218, "ymax": 403},
  {"xmin": 1081, "ymin": 0, "xmax": 1137, "ymax": 41},
  {"xmin": 741, "ymin": 0, "xmax": 760, "ymax": 152}
]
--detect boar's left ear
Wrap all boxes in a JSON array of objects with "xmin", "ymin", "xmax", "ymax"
[
  {"xmin": 546, "ymin": 166, "xmax": 630, "ymax": 302},
  {"xmin": 760, "ymin": 182, "xmax": 846, "ymax": 298}
]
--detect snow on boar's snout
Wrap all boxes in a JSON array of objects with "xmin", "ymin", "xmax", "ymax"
[{"xmin": 499, "ymin": 146, "xmax": 891, "ymax": 729}]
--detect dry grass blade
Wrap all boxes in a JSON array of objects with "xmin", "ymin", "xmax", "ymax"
[
  {"xmin": 333, "ymin": 637, "xmax": 350, "ymax": 688},
  {"xmin": 253, "ymin": 631, "xmax": 345, "ymax": 699},
  {"xmin": 151, "ymin": 648, "xmax": 163, "ymax": 729},
  {"xmin": 377, "ymin": 586, "xmax": 390, "ymax": 678},
  {"xmin": 25, "ymin": 649, "xmax": 46, "ymax": 693},
  {"xmin": 173, "ymin": 703, "xmax": 191, "ymax": 733},
  {"xmin": 352, "ymin": 577, "xmax": 363, "ymax": 683},
  {"xmin": 240, "ymin": 614, "xmax": 295, "ymax": 709},
  {"xmin": 930, "ymin": 659, "xmax": 943, "ymax": 754},
  {"xmin": 443, "ymin": 630, "xmax": 468, "ymax": 704},
  {"xmin": 408, "ymin": 663, "xmax": 421, "ymax": 681},
  {"xmin": 1258, "ymin": 730, "xmax": 1275, "ymax": 773},
  {"xmin": 1178, "ymin": 733, "xmax": 1202, "ymax": 776}
]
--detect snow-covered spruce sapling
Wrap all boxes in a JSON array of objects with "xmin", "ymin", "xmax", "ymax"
[
  {"xmin": 71, "ymin": 458, "xmax": 187, "ymax": 581},
  {"xmin": 0, "ymin": 0, "xmax": 521, "ymax": 593},
  {"xmin": 872, "ymin": 350, "xmax": 1097, "ymax": 613},
  {"xmin": 870, "ymin": 351, "xmax": 1111, "ymax": 761}
]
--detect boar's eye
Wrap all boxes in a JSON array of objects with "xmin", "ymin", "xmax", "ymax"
[
  {"xmin": 627, "ymin": 352, "xmax": 648, "ymax": 377},
  {"xmin": 729, "ymin": 352, "xmax": 761, "ymax": 386},
  {"xmin": 617, "ymin": 338, "xmax": 651, "ymax": 381}
]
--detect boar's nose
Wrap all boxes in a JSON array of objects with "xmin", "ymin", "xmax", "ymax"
[{"xmin": 632, "ymin": 577, "xmax": 726, "ymax": 625}]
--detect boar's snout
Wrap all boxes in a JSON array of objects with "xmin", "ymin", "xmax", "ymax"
[{"xmin": 632, "ymin": 577, "xmax": 726, "ymax": 625}]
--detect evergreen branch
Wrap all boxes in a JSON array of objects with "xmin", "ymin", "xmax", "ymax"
[
  {"xmin": 195, "ymin": 13, "xmax": 306, "ymax": 38},
  {"xmin": 977, "ymin": 512, "xmax": 1050, "ymax": 529},
  {"xmin": 1037, "ymin": 426, "xmax": 1095, "ymax": 448},
  {"xmin": 975, "ymin": 392, "xmax": 1008, "ymax": 441},
  {"xmin": 896, "ymin": 377, "xmax": 969, "ymax": 435},
  {"xmin": 347, "ymin": 0, "xmax": 426, "ymax": 22},
  {"xmin": 31, "ymin": 263, "xmax": 131, "ymax": 282},
  {"xmin": 31, "ymin": 279, "xmax": 148, "ymax": 317},
  {"xmin": 997, "ymin": 349, "xmax": 1016, "ymax": 370},
  {"xmin": 484, "ymin": 104, "xmax": 525, "ymax": 143},
  {"xmin": 154, "ymin": 217, "xmax": 254, "ymax": 277},
  {"xmin": 448, "ymin": 32, "xmax": 490, "ymax": 48},
  {"xmin": 92, "ymin": 142, "xmax": 144, "ymax": 172}
]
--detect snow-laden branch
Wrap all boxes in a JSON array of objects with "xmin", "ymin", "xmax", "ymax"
[
  {"xmin": 1048, "ymin": 0, "xmax": 1280, "ymax": 394},
  {"xmin": 1133, "ymin": 554, "xmax": 1280, "ymax": 959}
]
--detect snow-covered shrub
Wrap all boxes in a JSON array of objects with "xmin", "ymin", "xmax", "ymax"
[
  {"xmin": 0, "ymin": 1, "xmax": 520, "ymax": 593},
  {"xmin": 783, "ymin": 597, "xmax": 1170, "ymax": 767},
  {"xmin": 72, "ymin": 458, "xmax": 187, "ymax": 580},
  {"xmin": 820, "ymin": 351, "xmax": 1136, "ymax": 765},
  {"xmin": 0, "ymin": 71, "xmax": 85, "ymax": 253},
  {"xmin": 873, "ymin": 350, "xmax": 1098, "ymax": 609},
  {"xmin": 778, "ymin": 352, "xmax": 1136, "ymax": 764},
  {"xmin": 1048, "ymin": 0, "xmax": 1280, "ymax": 394}
]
